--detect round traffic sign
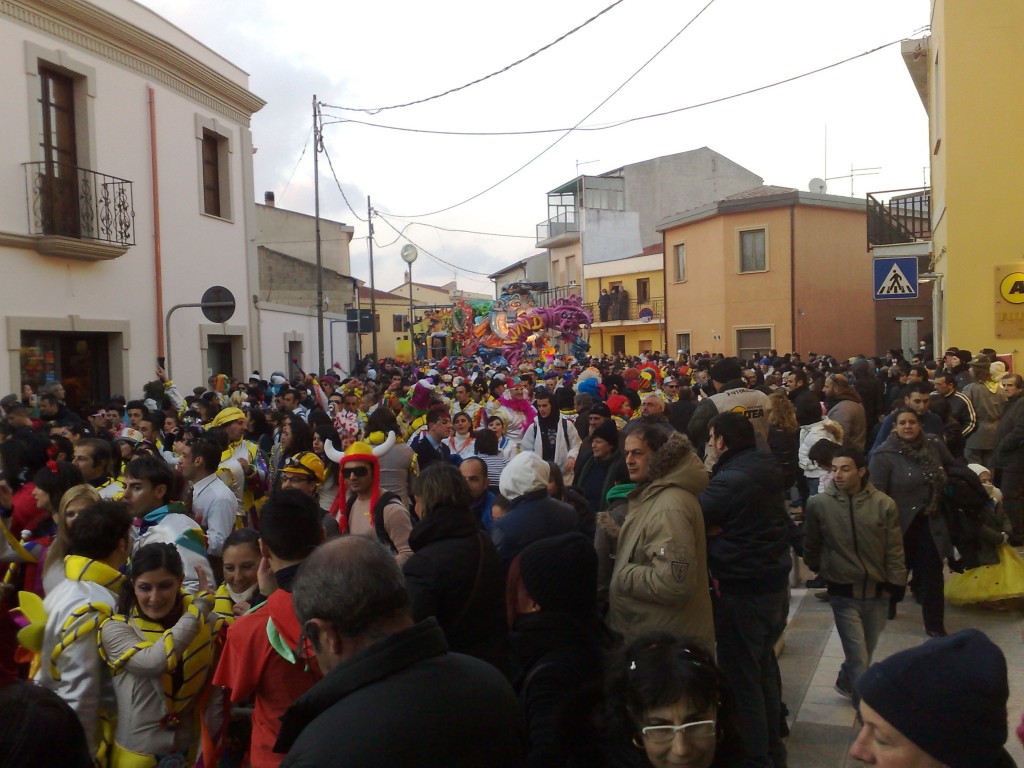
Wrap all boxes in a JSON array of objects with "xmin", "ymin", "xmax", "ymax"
[
  {"xmin": 201, "ymin": 285, "xmax": 236, "ymax": 323},
  {"xmin": 999, "ymin": 273, "xmax": 1024, "ymax": 305}
]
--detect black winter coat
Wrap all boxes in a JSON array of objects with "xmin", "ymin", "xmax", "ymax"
[
  {"xmin": 698, "ymin": 447, "xmax": 793, "ymax": 593},
  {"xmin": 403, "ymin": 505, "xmax": 508, "ymax": 672},
  {"xmin": 277, "ymin": 619, "xmax": 526, "ymax": 767},
  {"xmin": 510, "ymin": 612, "xmax": 608, "ymax": 768}
]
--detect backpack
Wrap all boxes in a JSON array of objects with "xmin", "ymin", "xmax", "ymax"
[{"xmin": 345, "ymin": 490, "xmax": 416, "ymax": 554}]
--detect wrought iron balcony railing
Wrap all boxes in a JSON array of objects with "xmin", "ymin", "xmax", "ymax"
[
  {"xmin": 866, "ymin": 187, "xmax": 930, "ymax": 249},
  {"xmin": 24, "ymin": 161, "xmax": 135, "ymax": 246},
  {"xmin": 586, "ymin": 298, "xmax": 665, "ymax": 323}
]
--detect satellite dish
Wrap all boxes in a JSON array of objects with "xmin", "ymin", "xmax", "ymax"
[{"xmin": 809, "ymin": 178, "xmax": 827, "ymax": 194}]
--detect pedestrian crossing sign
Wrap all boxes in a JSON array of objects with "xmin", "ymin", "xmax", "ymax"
[{"xmin": 873, "ymin": 256, "xmax": 918, "ymax": 300}]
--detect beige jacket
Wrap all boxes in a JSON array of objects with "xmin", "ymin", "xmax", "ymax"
[{"xmin": 607, "ymin": 433, "xmax": 715, "ymax": 654}]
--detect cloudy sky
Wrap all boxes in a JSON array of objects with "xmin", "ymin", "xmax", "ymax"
[{"xmin": 137, "ymin": 0, "xmax": 931, "ymax": 295}]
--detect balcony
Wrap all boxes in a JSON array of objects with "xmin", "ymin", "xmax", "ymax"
[
  {"xmin": 867, "ymin": 187, "xmax": 930, "ymax": 249},
  {"xmin": 24, "ymin": 161, "xmax": 135, "ymax": 260},
  {"xmin": 585, "ymin": 298, "xmax": 665, "ymax": 326}
]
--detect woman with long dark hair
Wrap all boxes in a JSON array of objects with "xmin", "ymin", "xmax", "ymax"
[
  {"xmin": 99, "ymin": 542, "xmax": 223, "ymax": 766},
  {"xmin": 270, "ymin": 413, "xmax": 314, "ymax": 491},
  {"xmin": 605, "ymin": 633, "xmax": 744, "ymax": 768},
  {"xmin": 312, "ymin": 423, "xmax": 342, "ymax": 515},
  {"xmin": 869, "ymin": 406, "xmax": 957, "ymax": 637}
]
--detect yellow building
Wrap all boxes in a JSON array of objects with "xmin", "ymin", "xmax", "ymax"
[
  {"xmin": 583, "ymin": 246, "xmax": 666, "ymax": 356},
  {"xmin": 904, "ymin": 2, "xmax": 1024, "ymax": 362},
  {"xmin": 358, "ymin": 287, "xmax": 415, "ymax": 362}
]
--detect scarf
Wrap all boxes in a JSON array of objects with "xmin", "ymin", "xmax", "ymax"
[
  {"xmin": 48, "ymin": 555, "xmax": 125, "ymax": 680},
  {"xmin": 896, "ymin": 432, "xmax": 947, "ymax": 517},
  {"xmin": 101, "ymin": 591, "xmax": 222, "ymax": 729},
  {"xmin": 214, "ymin": 582, "xmax": 258, "ymax": 622}
]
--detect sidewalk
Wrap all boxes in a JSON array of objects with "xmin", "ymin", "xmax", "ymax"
[{"xmin": 780, "ymin": 584, "xmax": 1024, "ymax": 767}]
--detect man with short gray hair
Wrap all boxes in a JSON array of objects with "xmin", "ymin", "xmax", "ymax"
[{"xmin": 275, "ymin": 536, "xmax": 525, "ymax": 767}]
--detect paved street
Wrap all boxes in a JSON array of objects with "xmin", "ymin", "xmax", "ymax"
[{"xmin": 781, "ymin": 571, "xmax": 1024, "ymax": 767}]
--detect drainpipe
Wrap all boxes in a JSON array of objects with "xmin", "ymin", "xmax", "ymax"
[
  {"xmin": 148, "ymin": 87, "xmax": 165, "ymax": 358},
  {"xmin": 789, "ymin": 204, "xmax": 796, "ymax": 354}
]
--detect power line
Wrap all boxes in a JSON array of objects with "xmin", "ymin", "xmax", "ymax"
[
  {"xmin": 382, "ymin": 218, "xmax": 535, "ymax": 239},
  {"xmin": 279, "ymin": 126, "xmax": 312, "ymax": 202},
  {"xmin": 322, "ymin": 39, "xmax": 904, "ymax": 138},
  {"xmin": 320, "ymin": 0, "xmax": 627, "ymax": 115},
  {"xmin": 376, "ymin": 214, "xmax": 496, "ymax": 277},
  {"xmin": 386, "ymin": 0, "xmax": 719, "ymax": 219},
  {"xmin": 320, "ymin": 139, "xmax": 367, "ymax": 222}
]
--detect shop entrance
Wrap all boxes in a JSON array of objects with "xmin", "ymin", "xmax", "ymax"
[{"xmin": 20, "ymin": 331, "xmax": 111, "ymax": 413}]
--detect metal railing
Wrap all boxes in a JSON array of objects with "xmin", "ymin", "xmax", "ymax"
[
  {"xmin": 866, "ymin": 187, "xmax": 930, "ymax": 248},
  {"xmin": 536, "ymin": 210, "xmax": 580, "ymax": 243},
  {"xmin": 586, "ymin": 297, "xmax": 664, "ymax": 323},
  {"xmin": 24, "ymin": 161, "xmax": 135, "ymax": 246}
]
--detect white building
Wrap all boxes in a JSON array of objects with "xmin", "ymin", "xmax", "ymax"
[{"xmin": 0, "ymin": 0, "xmax": 264, "ymax": 409}]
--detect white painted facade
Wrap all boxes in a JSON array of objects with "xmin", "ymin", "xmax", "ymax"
[
  {"xmin": 256, "ymin": 303, "xmax": 352, "ymax": 380},
  {"xmin": 0, "ymin": 0, "xmax": 264, "ymax": 408}
]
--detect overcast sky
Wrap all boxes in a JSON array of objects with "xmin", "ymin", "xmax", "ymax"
[{"xmin": 136, "ymin": 0, "xmax": 931, "ymax": 295}]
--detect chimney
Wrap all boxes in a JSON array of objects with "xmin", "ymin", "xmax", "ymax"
[{"xmin": 264, "ymin": 191, "xmax": 275, "ymax": 208}]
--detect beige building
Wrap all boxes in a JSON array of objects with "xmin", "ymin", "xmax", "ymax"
[{"xmin": 358, "ymin": 287, "xmax": 415, "ymax": 362}]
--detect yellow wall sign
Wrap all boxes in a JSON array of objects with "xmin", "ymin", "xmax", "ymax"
[
  {"xmin": 995, "ymin": 264, "xmax": 1024, "ymax": 337},
  {"xmin": 999, "ymin": 272, "xmax": 1024, "ymax": 304}
]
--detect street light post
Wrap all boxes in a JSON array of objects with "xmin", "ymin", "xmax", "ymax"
[{"xmin": 400, "ymin": 244, "xmax": 418, "ymax": 364}]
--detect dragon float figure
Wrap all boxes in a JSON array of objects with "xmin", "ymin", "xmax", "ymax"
[{"xmin": 501, "ymin": 295, "xmax": 592, "ymax": 368}]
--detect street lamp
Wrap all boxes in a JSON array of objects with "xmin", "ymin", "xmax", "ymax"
[{"xmin": 400, "ymin": 244, "xmax": 418, "ymax": 363}]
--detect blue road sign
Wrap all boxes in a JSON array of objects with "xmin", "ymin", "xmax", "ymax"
[{"xmin": 873, "ymin": 257, "xmax": 918, "ymax": 300}]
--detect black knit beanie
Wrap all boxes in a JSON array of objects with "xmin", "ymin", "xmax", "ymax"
[
  {"xmin": 709, "ymin": 357, "xmax": 743, "ymax": 384},
  {"xmin": 855, "ymin": 629, "xmax": 1009, "ymax": 767},
  {"xmin": 590, "ymin": 419, "xmax": 619, "ymax": 448},
  {"xmin": 519, "ymin": 532, "xmax": 597, "ymax": 616}
]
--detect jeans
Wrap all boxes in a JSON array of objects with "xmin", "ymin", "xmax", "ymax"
[
  {"xmin": 715, "ymin": 589, "xmax": 789, "ymax": 768},
  {"xmin": 904, "ymin": 514, "xmax": 945, "ymax": 634},
  {"xmin": 830, "ymin": 595, "xmax": 889, "ymax": 702}
]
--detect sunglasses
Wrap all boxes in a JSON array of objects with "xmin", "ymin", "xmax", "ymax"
[{"xmin": 342, "ymin": 466, "xmax": 370, "ymax": 479}]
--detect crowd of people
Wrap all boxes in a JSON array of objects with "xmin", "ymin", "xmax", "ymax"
[{"xmin": 0, "ymin": 344, "xmax": 1022, "ymax": 767}]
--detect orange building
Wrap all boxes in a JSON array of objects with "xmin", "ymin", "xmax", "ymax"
[{"xmin": 658, "ymin": 187, "xmax": 875, "ymax": 360}]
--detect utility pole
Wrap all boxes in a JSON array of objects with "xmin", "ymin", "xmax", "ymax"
[
  {"xmin": 312, "ymin": 95, "xmax": 325, "ymax": 376},
  {"xmin": 367, "ymin": 195, "xmax": 378, "ymax": 362}
]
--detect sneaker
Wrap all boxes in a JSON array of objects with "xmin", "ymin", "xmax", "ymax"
[
  {"xmin": 814, "ymin": 590, "xmax": 830, "ymax": 603},
  {"xmin": 835, "ymin": 676, "xmax": 853, "ymax": 700}
]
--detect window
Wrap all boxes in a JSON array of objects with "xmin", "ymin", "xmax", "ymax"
[
  {"xmin": 736, "ymin": 327, "xmax": 773, "ymax": 360},
  {"xmin": 636, "ymin": 278, "xmax": 650, "ymax": 303},
  {"xmin": 674, "ymin": 243, "xmax": 686, "ymax": 282},
  {"xmin": 38, "ymin": 66, "xmax": 80, "ymax": 237},
  {"xmin": 374, "ymin": 313, "xmax": 381, "ymax": 333},
  {"xmin": 201, "ymin": 132, "xmax": 222, "ymax": 216},
  {"xmin": 739, "ymin": 229, "xmax": 766, "ymax": 272},
  {"xmin": 611, "ymin": 335, "xmax": 626, "ymax": 356},
  {"xmin": 638, "ymin": 340, "xmax": 653, "ymax": 353},
  {"xmin": 392, "ymin": 314, "xmax": 406, "ymax": 332},
  {"xmin": 195, "ymin": 116, "xmax": 232, "ymax": 220},
  {"xmin": 565, "ymin": 255, "xmax": 578, "ymax": 286},
  {"xmin": 675, "ymin": 333, "xmax": 691, "ymax": 354}
]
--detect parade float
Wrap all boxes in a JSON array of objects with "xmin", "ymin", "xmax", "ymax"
[{"xmin": 417, "ymin": 283, "xmax": 592, "ymax": 364}]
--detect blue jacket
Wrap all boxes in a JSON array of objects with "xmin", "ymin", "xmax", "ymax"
[{"xmin": 490, "ymin": 490, "xmax": 579, "ymax": 569}]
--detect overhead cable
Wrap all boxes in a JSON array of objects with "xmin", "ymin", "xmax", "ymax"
[
  {"xmin": 322, "ymin": 39, "xmax": 904, "ymax": 138},
  {"xmin": 385, "ymin": 0, "xmax": 719, "ymax": 219},
  {"xmin": 320, "ymin": 0, "xmax": 627, "ymax": 114},
  {"xmin": 376, "ymin": 214, "xmax": 496, "ymax": 277}
]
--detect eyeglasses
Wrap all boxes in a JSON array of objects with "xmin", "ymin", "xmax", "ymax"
[
  {"xmin": 641, "ymin": 720, "xmax": 716, "ymax": 744},
  {"xmin": 342, "ymin": 466, "xmax": 370, "ymax": 479}
]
